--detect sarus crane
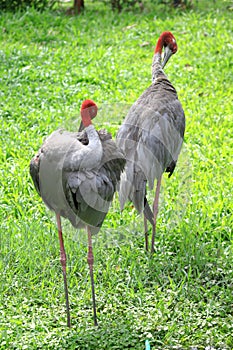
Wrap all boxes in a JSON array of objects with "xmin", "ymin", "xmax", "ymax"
[
  {"xmin": 117, "ymin": 31, "xmax": 185, "ymax": 253},
  {"xmin": 30, "ymin": 100, "xmax": 125, "ymax": 326}
]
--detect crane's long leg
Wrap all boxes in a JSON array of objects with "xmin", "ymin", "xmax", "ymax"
[
  {"xmin": 56, "ymin": 213, "xmax": 71, "ymax": 328},
  {"xmin": 144, "ymin": 215, "xmax": 149, "ymax": 251},
  {"xmin": 151, "ymin": 176, "xmax": 162, "ymax": 254},
  {"xmin": 87, "ymin": 226, "xmax": 98, "ymax": 326}
]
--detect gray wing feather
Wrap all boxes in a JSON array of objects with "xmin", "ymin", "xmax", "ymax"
[
  {"xmin": 117, "ymin": 77, "xmax": 185, "ymax": 212},
  {"xmin": 30, "ymin": 154, "xmax": 41, "ymax": 195}
]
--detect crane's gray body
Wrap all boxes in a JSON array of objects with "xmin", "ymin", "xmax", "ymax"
[
  {"xmin": 30, "ymin": 126, "xmax": 125, "ymax": 233},
  {"xmin": 117, "ymin": 54, "xmax": 185, "ymax": 214}
]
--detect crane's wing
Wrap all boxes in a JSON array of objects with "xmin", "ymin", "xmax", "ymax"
[{"xmin": 117, "ymin": 79, "xmax": 185, "ymax": 213}]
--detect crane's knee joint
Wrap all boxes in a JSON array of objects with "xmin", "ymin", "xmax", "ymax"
[{"xmin": 87, "ymin": 256, "xmax": 94, "ymax": 266}]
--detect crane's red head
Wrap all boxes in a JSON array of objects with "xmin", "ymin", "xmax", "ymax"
[
  {"xmin": 155, "ymin": 31, "xmax": 178, "ymax": 68},
  {"xmin": 80, "ymin": 99, "xmax": 98, "ymax": 130}
]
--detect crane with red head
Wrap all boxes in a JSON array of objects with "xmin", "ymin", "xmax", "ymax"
[
  {"xmin": 117, "ymin": 31, "xmax": 185, "ymax": 253},
  {"xmin": 30, "ymin": 99, "xmax": 125, "ymax": 326}
]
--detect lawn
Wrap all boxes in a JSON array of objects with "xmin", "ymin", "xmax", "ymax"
[{"xmin": 0, "ymin": 0, "xmax": 232, "ymax": 349}]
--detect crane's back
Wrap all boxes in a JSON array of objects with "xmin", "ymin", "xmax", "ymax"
[
  {"xmin": 117, "ymin": 74, "xmax": 185, "ymax": 212},
  {"xmin": 118, "ymin": 77, "xmax": 185, "ymax": 181}
]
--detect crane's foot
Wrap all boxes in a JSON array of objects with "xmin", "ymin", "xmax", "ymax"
[{"xmin": 62, "ymin": 269, "xmax": 71, "ymax": 328}]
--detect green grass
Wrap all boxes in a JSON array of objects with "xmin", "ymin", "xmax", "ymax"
[{"xmin": 0, "ymin": 0, "xmax": 233, "ymax": 348}]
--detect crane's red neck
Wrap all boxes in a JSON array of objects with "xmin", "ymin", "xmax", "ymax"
[
  {"xmin": 154, "ymin": 31, "xmax": 177, "ymax": 55},
  {"xmin": 80, "ymin": 100, "xmax": 98, "ymax": 128}
]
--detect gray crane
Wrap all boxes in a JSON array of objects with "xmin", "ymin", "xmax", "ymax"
[
  {"xmin": 117, "ymin": 31, "xmax": 185, "ymax": 253},
  {"xmin": 30, "ymin": 100, "xmax": 125, "ymax": 326}
]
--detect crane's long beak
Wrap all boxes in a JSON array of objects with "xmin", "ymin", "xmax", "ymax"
[
  {"xmin": 78, "ymin": 121, "xmax": 84, "ymax": 132},
  {"xmin": 161, "ymin": 46, "xmax": 173, "ymax": 69}
]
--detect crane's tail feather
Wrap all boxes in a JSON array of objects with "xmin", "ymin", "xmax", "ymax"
[{"xmin": 143, "ymin": 197, "xmax": 154, "ymax": 226}]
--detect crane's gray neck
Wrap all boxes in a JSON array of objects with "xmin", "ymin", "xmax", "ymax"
[
  {"xmin": 80, "ymin": 125, "xmax": 103, "ymax": 169},
  {"xmin": 152, "ymin": 53, "xmax": 165, "ymax": 84}
]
